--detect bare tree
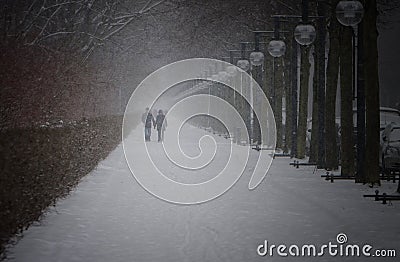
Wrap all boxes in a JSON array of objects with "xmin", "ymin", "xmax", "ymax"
[
  {"xmin": 309, "ymin": 46, "xmax": 319, "ymax": 163},
  {"xmin": 324, "ymin": 0, "xmax": 340, "ymax": 170},
  {"xmin": 283, "ymin": 47, "xmax": 292, "ymax": 154},
  {"xmin": 296, "ymin": 45, "xmax": 311, "ymax": 159},
  {"xmin": 339, "ymin": 26, "xmax": 355, "ymax": 176},
  {"xmin": 275, "ymin": 57, "xmax": 284, "ymax": 149},
  {"xmin": 363, "ymin": 0, "xmax": 381, "ymax": 185}
]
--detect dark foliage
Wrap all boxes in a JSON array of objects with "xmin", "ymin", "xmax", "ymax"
[{"xmin": 0, "ymin": 116, "xmax": 122, "ymax": 256}]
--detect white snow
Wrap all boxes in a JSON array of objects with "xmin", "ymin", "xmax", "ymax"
[{"xmin": 4, "ymin": 122, "xmax": 400, "ymax": 262}]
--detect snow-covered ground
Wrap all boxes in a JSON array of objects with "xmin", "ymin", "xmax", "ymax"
[{"xmin": 4, "ymin": 122, "xmax": 400, "ymax": 262}]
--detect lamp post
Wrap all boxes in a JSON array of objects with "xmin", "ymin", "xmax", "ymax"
[
  {"xmin": 221, "ymin": 51, "xmax": 243, "ymax": 109},
  {"xmin": 238, "ymin": 42, "xmax": 255, "ymax": 144},
  {"xmin": 237, "ymin": 42, "xmax": 251, "ymax": 72},
  {"xmin": 290, "ymin": 35, "xmax": 299, "ymax": 158},
  {"xmin": 272, "ymin": 4, "xmax": 320, "ymax": 157},
  {"xmin": 335, "ymin": 0, "xmax": 365, "ymax": 182},
  {"xmin": 246, "ymin": 25, "xmax": 289, "ymax": 146},
  {"xmin": 266, "ymin": 17, "xmax": 286, "ymax": 149},
  {"xmin": 247, "ymin": 29, "xmax": 284, "ymax": 145},
  {"xmin": 268, "ymin": 40, "xmax": 286, "ymax": 58},
  {"xmin": 223, "ymin": 47, "xmax": 254, "ymax": 144},
  {"xmin": 316, "ymin": 2, "xmax": 327, "ymax": 168},
  {"xmin": 294, "ymin": 0, "xmax": 316, "ymax": 47},
  {"xmin": 283, "ymin": 0, "xmax": 327, "ymax": 165},
  {"xmin": 267, "ymin": 16, "xmax": 286, "ymax": 58},
  {"xmin": 250, "ymin": 29, "xmax": 288, "ymax": 104},
  {"xmin": 249, "ymin": 33, "xmax": 265, "ymax": 67},
  {"xmin": 227, "ymin": 50, "xmax": 238, "ymax": 108},
  {"xmin": 336, "ymin": 1, "xmax": 364, "ymax": 26},
  {"xmin": 249, "ymin": 33, "xmax": 264, "ymax": 145},
  {"xmin": 234, "ymin": 40, "xmax": 271, "ymax": 144},
  {"xmin": 235, "ymin": 29, "xmax": 288, "ymax": 145},
  {"xmin": 295, "ymin": 1, "xmax": 315, "ymax": 159},
  {"xmin": 294, "ymin": 24, "xmax": 316, "ymax": 46}
]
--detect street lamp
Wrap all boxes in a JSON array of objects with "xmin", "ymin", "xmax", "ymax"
[
  {"xmin": 248, "ymin": 23, "xmax": 287, "ymax": 145},
  {"xmin": 294, "ymin": 24, "xmax": 316, "ymax": 46},
  {"xmin": 225, "ymin": 49, "xmax": 249, "ymax": 144},
  {"xmin": 237, "ymin": 59, "xmax": 250, "ymax": 72},
  {"xmin": 236, "ymin": 43, "xmax": 250, "ymax": 72},
  {"xmin": 268, "ymin": 17, "xmax": 286, "ymax": 58},
  {"xmin": 249, "ymin": 51, "xmax": 264, "ymax": 67},
  {"xmin": 268, "ymin": 40, "xmax": 286, "ymax": 58},
  {"xmin": 249, "ymin": 32, "xmax": 264, "ymax": 67},
  {"xmin": 294, "ymin": 0, "xmax": 316, "ymax": 46},
  {"xmin": 248, "ymin": 28, "xmax": 287, "ymax": 109},
  {"xmin": 248, "ymin": 33, "xmax": 267, "ymax": 144},
  {"xmin": 271, "ymin": 2, "xmax": 324, "ymax": 158},
  {"xmin": 336, "ymin": 0, "xmax": 364, "ymax": 26}
]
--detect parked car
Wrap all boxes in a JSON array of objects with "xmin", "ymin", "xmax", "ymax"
[
  {"xmin": 380, "ymin": 107, "xmax": 400, "ymax": 129},
  {"xmin": 305, "ymin": 107, "xmax": 400, "ymax": 157},
  {"xmin": 379, "ymin": 124, "xmax": 400, "ymax": 174},
  {"xmin": 353, "ymin": 107, "xmax": 400, "ymax": 130}
]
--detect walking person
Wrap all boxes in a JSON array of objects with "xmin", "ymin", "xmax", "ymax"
[
  {"xmin": 142, "ymin": 107, "xmax": 155, "ymax": 141},
  {"xmin": 155, "ymin": 109, "xmax": 167, "ymax": 142}
]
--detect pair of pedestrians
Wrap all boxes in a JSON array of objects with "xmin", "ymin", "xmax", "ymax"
[{"xmin": 142, "ymin": 108, "xmax": 167, "ymax": 142}]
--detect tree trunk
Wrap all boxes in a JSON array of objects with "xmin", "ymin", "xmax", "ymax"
[
  {"xmin": 263, "ymin": 44, "xmax": 274, "ymax": 146},
  {"xmin": 252, "ymin": 65, "xmax": 263, "ymax": 144},
  {"xmin": 239, "ymin": 72, "xmax": 248, "ymax": 143},
  {"xmin": 316, "ymin": 2, "xmax": 327, "ymax": 168},
  {"xmin": 291, "ymin": 38, "xmax": 299, "ymax": 157},
  {"xmin": 275, "ymin": 57, "xmax": 283, "ymax": 149},
  {"xmin": 355, "ymin": 23, "xmax": 366, "ymax": 183},
  {"xmin": 363, "ymin": 0, "xmax": 380, "ymax": 185},
  {"xmin": 296, "ymin": 45, "xmax": 311, "ymax": 159},
  {"xmin": 340, "ymin": 26, "xmax": 355, "ymax": 176},
  {"xmin": 283, "ymin": 52, "xmax": 292, "ymax": 153},
  {"xmin": 325, "ymin": 3, "xmax": 340, "ymax": 170},
  {"xmin": 263, "ymin": 43, "xmax": 273, "ymax": 102},
  {"xmin": 309, "ymin": 47, "xmax": 319, "ymax": 163}
]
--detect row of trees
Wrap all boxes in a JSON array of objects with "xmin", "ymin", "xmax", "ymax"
[
  {"xmin": 1, "ymin": 0, "xmax": 397, "ymax": 186},
  {"xmin": 261, "ymin": 0, "xmax": 397, "ymax": 185}
]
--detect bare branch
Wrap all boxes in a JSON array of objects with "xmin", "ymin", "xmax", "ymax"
[
  {"xmin": 43, "ymin": 1, "xmax": 84, "ymax": 11},
  {"xmin": 18, "ymin": 0, "xmax": 41, "ymax": 28},
  {"xmin": 140, "ymin": 0, "xmax": 153, "ymax": 13},
  {"xmin": 141, "ymin": 0, "xmax": 168, "ymax": 13},
  {"xmin": 276, "ymin": 0, "xmax": 300, "ymax": 14},
  {"xmin": 30, "ymin": 5, "xmax": 62, "ymax": 45}
]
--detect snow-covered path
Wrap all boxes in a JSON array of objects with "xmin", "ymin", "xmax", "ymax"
[{"xmin": 5, "ymin": 123, "xmax": 400, "ymax": 262}]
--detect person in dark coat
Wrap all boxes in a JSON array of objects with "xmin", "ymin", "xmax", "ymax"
[
  {"xmin": 155, "ymin": 109, "xmax": 167, "ymax": 142},
  {"xmin": 142, "ymin": 107, "xmax": 155, "ymax": 141}
]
